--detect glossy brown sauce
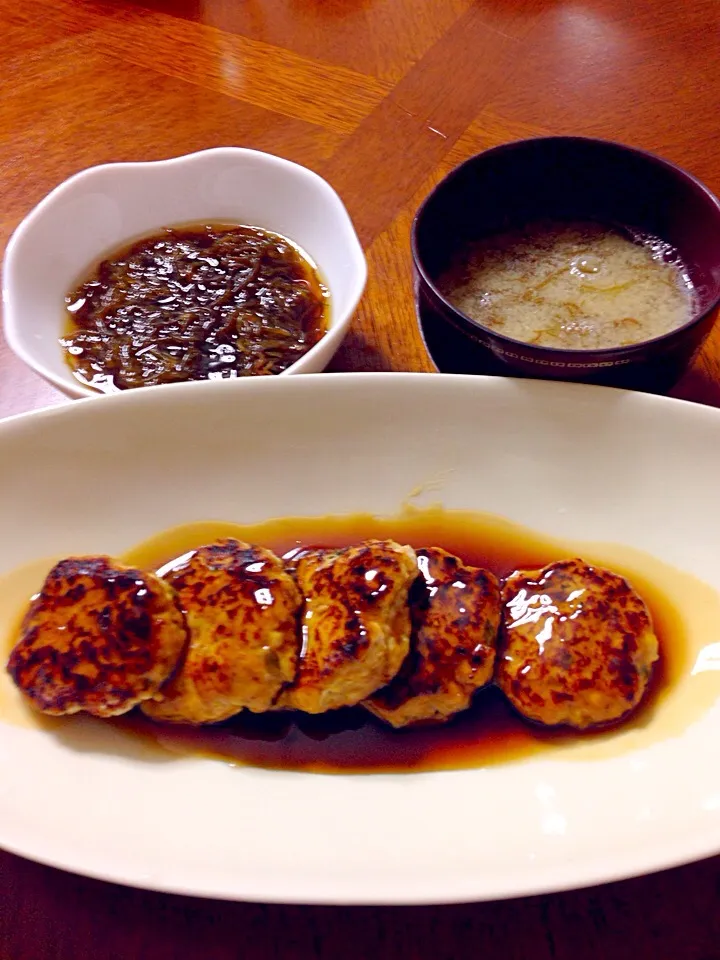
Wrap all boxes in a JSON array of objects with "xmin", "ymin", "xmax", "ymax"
[
  {"xmin": 61, "ymin": 223, "xmax": 330, "ymax": 393},
  {"xmin": 2, "ymin": 508, "xmax": 719, "ymax": 775}
]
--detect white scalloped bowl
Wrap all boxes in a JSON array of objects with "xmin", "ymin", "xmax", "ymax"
[{"xmin": 2, "ymin": 148, "xmax": 367, "ymax": 399}]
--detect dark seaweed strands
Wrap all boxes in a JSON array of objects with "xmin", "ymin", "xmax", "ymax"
[{"xmin": 62, "ymin": 226, "xmax": 328, "ymax": 390}]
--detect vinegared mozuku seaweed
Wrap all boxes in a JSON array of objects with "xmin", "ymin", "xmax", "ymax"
[{"xmin": 62, "ymin": 224, "xmax": 329, "ymax": 392}]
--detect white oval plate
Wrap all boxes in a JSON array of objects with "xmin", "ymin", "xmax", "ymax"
[{"xmin": 1, "ymin": 373, "xmax": 719, "ymax": 904}]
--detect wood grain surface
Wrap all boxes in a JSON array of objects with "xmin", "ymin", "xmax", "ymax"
[{"xmin": 1, "ymin": 0, "xmax": 720, "ymax": 956}]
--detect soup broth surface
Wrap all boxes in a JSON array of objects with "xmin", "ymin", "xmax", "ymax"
[{"xmin": 437, "ymin": 221, "xmax": 695, "ymax": 350}]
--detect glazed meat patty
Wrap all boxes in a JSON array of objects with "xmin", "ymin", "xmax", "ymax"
[
  {"xmin": 496, "ymin": 558, "xmax": 659, "ymax": 729},
  {"xmin": 365, "ymin": 547, "xmax": 501, "ymax": 727},
  {"xmin": 7, "ymin": 556, "xmax": 187, "ymax": 717},
  {"xmin": 279, "ymin": 540, "xmax": 417, "ymax": 713},
  {"xmin": 141, "ymin": 540, "xmax": 301, "ymax": 724}
]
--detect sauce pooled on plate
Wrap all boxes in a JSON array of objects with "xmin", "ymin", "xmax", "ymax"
[{"xmin": 4, "ymin": 509, "xmax": 714, "ymax": 776}]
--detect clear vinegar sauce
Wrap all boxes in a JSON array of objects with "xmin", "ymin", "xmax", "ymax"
[{"xmin": 2, "ymin": 508, "xmax": 720, "ymax": 774}]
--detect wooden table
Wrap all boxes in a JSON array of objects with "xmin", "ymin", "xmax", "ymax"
[{"xmin": 1, "ymin": 0, "xmax": 719, "ymax": 955}]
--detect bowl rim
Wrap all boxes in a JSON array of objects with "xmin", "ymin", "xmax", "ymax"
[
  {"xmin": 2, "ymin": 146, "xmax": 367, "ymax": 398},
  {"xmin": 410, "ymin": 134, "xmax": 720, "ymax": 358}
]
